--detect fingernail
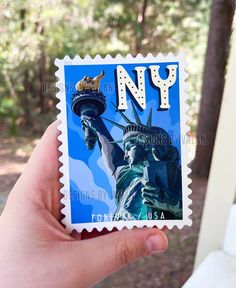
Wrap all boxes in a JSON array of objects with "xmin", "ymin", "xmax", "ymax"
[{"xmin": 146, "ymin": 234, "xmax": 167, "ymax": 254}]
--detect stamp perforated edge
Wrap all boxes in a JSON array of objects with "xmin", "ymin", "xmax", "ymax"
[{"xmin": 55, "ymin": 53, "xmax": 192, "ymax": 233}]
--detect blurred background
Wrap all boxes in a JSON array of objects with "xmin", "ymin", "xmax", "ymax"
[{"xmin": 0, "ymin": 0, "xmax": 235, "ymax": 287}]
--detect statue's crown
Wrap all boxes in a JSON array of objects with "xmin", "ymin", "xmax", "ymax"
[
  {"xmin": 103, "ymin": 102, "xmax": 171, "ymax": 144},
  {"xmin": 123, "ymin": 122, "xmax": 152, "ymax": 135}
]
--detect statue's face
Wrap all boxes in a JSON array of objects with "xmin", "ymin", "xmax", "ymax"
[{"xmin": 124, "ymin": 140, "xmax": 146, "ymax": 166}]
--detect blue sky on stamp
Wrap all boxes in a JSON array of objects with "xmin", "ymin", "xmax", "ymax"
[{"xmin": 64, "ymin": 62, "xmax": 181, "ymax": 223}]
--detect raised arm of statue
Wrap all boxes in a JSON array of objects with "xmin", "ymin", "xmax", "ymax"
[{"xmin": 81, "ymin": 115, "xmax": 126, "ymax": 177}]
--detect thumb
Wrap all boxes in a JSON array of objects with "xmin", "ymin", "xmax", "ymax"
[{"xmin": 67, "ymin": 228, "xmax": 168, "ymax": 287}]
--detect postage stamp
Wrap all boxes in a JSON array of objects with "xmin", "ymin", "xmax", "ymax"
[{"xmin": 55, "ymin": 53, "xmax": 192, "ymax": 232}]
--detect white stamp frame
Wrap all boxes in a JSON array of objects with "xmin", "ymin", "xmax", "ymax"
[{"xmin": 55, "ymin": 53, "xmax": 192, "ymax": 233}]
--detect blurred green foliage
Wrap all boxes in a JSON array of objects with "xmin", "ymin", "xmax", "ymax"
[{"xmin": 0, "ymin": 0, "xmax": 210, "ymax": 135}]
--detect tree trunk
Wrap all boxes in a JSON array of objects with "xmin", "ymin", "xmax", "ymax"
[
  {"xmin": 19, "ymin": 8, "xmax": 33, "ymax": 127},
  {"xmin": 21, "ymin": 70, "xmax": 33, "ymax": 127},
  {"xmin": 192, "ymin": 0, "xmax": 235, "ymax": 178},
  {"xmin": 39, "ymin": 49, "xmax": 46, "ymax": 113},
  {"xmin": 135, "ymin": 0, "xmax": 148, "ymax": 53}
]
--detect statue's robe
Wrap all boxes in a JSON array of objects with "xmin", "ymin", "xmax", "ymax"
[{"xmin": 113, "ymin": 164, "xmax": 182, "ymax": 221}]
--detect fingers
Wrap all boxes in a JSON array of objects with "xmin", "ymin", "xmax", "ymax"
[
  {"xmin": 68, "ymin": 228, "xmax": 168, "ymax": 287},
  {"xmin": 142, "ymin": 200, "xmax": 154, "ymax": 206},
  {"xmin": 142, "ymin": 187, "xmax": 160, "ymax": 196},
  {"xmin": 141, "ymin": 183, "xmax": 161, "ymax": 207},
  {"xmin": 142, "ymin": 196, "xmax": 156, "ymax": 206},
  {"xmin": 142, "ymin": 181, "xmax": 159, "ymax": 191},
  {"xmin": 142, "ymin": 191, "xmax": 160, "ymax": 201}
]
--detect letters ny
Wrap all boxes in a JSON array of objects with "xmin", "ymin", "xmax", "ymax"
[{"xmin": 116, "ymin": 64, "xmax": 177, "ymax": 110}]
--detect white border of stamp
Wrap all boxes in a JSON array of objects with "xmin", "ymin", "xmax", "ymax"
[{"xmin": 55, "ymin": 53, "xmax": 192, "ymax": 232}]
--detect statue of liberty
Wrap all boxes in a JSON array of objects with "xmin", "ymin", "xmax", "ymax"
[{"xmin": 72, "ymin": 71, "xmax": 182, "ymax": 221}]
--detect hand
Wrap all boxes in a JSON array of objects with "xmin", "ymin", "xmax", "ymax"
[
  {"xmin": 81, "ymin": 115, "xmax": 96, "ymax": 131},
  {"xmin": 142, "ymin": 181, "xmax": 163, "ymax": 207},
  {"xmin": 142, "ymin": 181, "xmax": 181, "ymax": 217},
  {"xmin": 81, "ymin": 114, "xmax": 103, "ymax": 132},
  {"xmin": 0, "ymin": 121, "xmax": 168, "ymax": 288}
]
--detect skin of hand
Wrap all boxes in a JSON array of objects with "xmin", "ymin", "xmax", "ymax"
[{"xmin": 0, "ymin": 121, "xmax": 168, "ymax": 288}]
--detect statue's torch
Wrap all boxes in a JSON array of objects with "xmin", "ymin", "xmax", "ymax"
[{"xmin": 71, "ymin": 71, "xmax": 106, "ymax": 150}]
